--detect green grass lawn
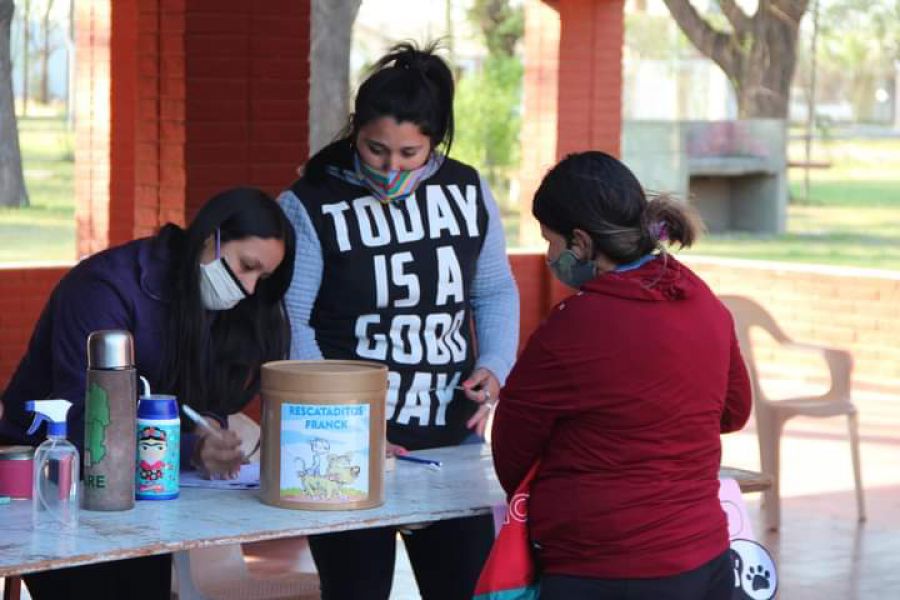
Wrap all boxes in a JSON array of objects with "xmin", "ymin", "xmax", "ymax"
[
  {"xmin": 2, "ymin": 117, "xmax": 900, "ymax": 271},
  {"xmin": 0, "ymin": 115, "xmax": 76, "ymax": 263},
  {"xmin": 679, "ymin": 136, "xmax": 900, "ymax": 270}
]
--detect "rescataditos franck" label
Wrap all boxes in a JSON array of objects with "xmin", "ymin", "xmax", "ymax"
[{"xmin": 280, "ymin": 403, "xmax": 370, "ymax": 503}]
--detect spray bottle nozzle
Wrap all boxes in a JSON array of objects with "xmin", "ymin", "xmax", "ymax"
[{"xmin": 26, "ymin": 399, "xmax": 73, "ymax": 438}]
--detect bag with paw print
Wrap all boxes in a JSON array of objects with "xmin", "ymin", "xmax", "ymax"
[{"xmin": 720, "ymin": 478, "xmax": 778, "ymax": 599}]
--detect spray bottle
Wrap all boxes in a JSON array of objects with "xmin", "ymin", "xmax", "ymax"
[{"xmin": 26, "ymin": 399, "xmax": 79, "ymax": 528}]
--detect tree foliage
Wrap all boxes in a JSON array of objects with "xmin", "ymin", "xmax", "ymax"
[
  {"xmin": 453, "ymin": 56, "xmax": 522, "ymax": 187},
  {"xmin": 468, "ymin": 0, "xmax": 524, "ymax": 57},
  {"xmin": 452, "ymin": 0, "xmax": 523, "ymax": 202},
  {"xmin": 816, "ymin": 0, "xmax": 900, "ymax": 121}
]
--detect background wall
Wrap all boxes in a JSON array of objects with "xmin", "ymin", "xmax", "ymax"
[{"xmin": 1, "ymin": 0, "xmax": 311, "ymax": 393}]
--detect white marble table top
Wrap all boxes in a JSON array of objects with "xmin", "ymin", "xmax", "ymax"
[
  {"xmin": 0, "ymin": 444, "xmax": 502, "ymax": 577},
  {"xmin": 0, "ymin": 443, "xmax": 768, "ymax": 577}
]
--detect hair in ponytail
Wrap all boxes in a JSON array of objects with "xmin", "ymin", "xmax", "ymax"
[
  {"xmin": 532, "ymin": 151, "xmax": 703, "ymax": 264},
  {"xmin": 641, "ymin": 193, "xmax": 702, "ymax": 250},
  {"xmin": 304, "ymin": 40, "xmax": 455, "ymax": 181}
]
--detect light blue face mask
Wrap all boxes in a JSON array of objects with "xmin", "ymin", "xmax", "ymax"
[{"xmin": 548, "ymin": 249, "xmax": 597, "ymax": 288}]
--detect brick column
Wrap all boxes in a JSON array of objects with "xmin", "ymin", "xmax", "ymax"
[
  {"xmin": 74, "ymin": 0, "xmax": 187, "ymax": 253},
  {"xmin": 74, "ymin": 1, "xmax": 112, "ymax": 256},
  {"xmin": 556, "ymin": 0, "xmax": 623, "ymax": 158},
  {"xmin": 74, "ymin": 0, "xmax": 310, "ymax": 253},
  {"xmin": 0, "ymin": 1, "xmax": 311, "ymax": 390},
  {"xmin": 518, "ymin": 0, "xmax": 624, "ymax": 249},
  {"xmin": 184, "ymin": 0, "xmax": 309, "ymax": 220},
  {"xmin": 518, "ymin": 0, "xmax": 625, "ymax": 305},
  {"xmin": 518, "ymin": 0, "xmax": 560, "ymax": 248}
]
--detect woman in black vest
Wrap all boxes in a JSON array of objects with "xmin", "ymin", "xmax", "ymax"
[{"xmin": 279, "ymin": 42, "xmax": 519, "ymax": 599}]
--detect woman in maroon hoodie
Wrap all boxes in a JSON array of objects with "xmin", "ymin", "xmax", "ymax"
[{"xmin": 491, "ymin": 151, "xmax": 752, "ymax": 599}]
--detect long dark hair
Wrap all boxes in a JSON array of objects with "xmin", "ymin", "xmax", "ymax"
[
  {"xmin": 304, "ymin": 41, "xmax": 455, "ymax": 181},
  {"xmin": 532, "ymin": 151, "xmax": 702, "ymax": 264},
  {"xmin": 161, "ymin": 187, "xmax": 295, "ymax": 415}
]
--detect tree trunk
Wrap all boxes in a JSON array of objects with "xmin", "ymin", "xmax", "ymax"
[
  {"xmin": 21, "ymin": 0, "xmax": 28, "ymax": 115},
  {"xmin": 65, "ymin": 0, "xmax": 73, "ymax": 129},
  {"xmin": 40, "ymin": 0, "xmax": 53, "ymax": 104},
  {"xmin": 309, "ymin": 0, "xmax": 361, "ymax": 156},
  {"xmin": 0, "ymin": 0, "xmax": 29, "ymax": 207},
  {"xmin": 663, "ymin": 0, "xmax": 809, "ymax": 119},
  {"xmin": 736, "ymin": 4, "xmax": 803, "ymax": 118}
]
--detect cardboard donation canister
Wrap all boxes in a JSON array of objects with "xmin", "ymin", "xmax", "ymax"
[{"xmin": 260, "ymin": 360, "xmax": 387, "ymax": 510}]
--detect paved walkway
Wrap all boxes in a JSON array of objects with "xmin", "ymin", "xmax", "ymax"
[{"xmin": 715, "ymin": 381, "xmax": 900, "ymax": 599}]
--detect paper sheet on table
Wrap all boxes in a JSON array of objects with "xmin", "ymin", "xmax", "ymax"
[{"xmin": 179, "ymin": 463, "xmax": 260, "ymax": 490}]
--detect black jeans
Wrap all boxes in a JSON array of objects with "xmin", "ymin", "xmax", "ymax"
[
  {"xmin": 24, "ymin": 554, "xmax": 171, "ymax": 600},
  {"xmin": 308, "ymin": 514, "xmax": 494, "ymax": 600},
  {"xmin": 539, "ymin": 549, "xmax": 734, "ymax": 600}
]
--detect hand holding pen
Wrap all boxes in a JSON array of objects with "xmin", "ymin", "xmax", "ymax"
[
  {"xmin": 461, "ymin": 368, "xmax": 500, "ymax": 437},
  {"xmin": 182, "ymin": 405, "xmax": 245, "ymax": 480},
  {"xmin": 421, "ymin": 374, "xmax": 498, "ymax": 437}
]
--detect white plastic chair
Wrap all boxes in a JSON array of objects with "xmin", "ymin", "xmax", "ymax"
[
  {"xmin": 172, "ymin": 414, "xmax": 320, "ymax": 599},
  {"xmin": 720, "ymin": 295, "xmax": 866, "ymax": 531}
]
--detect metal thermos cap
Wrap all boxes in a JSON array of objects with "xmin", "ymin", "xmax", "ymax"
[{"xmin": 87, "ymin": 330, "xmax": 135, "ymax": 370}]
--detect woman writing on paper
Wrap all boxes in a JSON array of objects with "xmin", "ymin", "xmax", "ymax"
[{"xmin": 0, "ymin": 187, "xmax": 295, "ymax": 599}]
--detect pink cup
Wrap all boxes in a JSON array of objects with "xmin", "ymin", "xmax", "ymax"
[{"xmin": 0, "ymin": 445, "xmax": 35, "ymax": 499}]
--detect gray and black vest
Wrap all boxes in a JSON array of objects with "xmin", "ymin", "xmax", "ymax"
[{"xmin": 292, "ymin": 155, "xmax": 488, "ymax": 450}]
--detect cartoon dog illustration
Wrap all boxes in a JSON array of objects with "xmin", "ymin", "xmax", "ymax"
[{"xmin": 296, "ymin": 452, "xmax": 362, "ymax": 500}]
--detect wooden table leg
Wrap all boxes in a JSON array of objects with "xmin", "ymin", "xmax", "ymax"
[{"xmin": 2, "ymin": 576, "xmax": 22, "ymax": 600}]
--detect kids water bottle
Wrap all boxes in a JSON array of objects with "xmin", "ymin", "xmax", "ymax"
[
  {"xmin": 136, "ymin": 388, "xmax": 180, "ymax": 500},
  {"xmin": 27, "ymin": 399, "xmax": 79, "ymax": 528}
]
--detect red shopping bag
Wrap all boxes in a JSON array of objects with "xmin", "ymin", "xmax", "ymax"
[{"xmin": 473, "ymin": 463, "xmax": 541, "ymax": 600}]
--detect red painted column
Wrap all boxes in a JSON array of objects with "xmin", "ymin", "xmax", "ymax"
[
  {"xmin": 74, "ymin": 0, "xmax": 186, "ymax": 252},
  {"xmin": 556, "ymin": 0, "xmax": 624, "ymax": 158},
  {"xmin": 74, "ymin": 1, "xmax": 112, "ymax": 256},
  {"xmin": 518, "ymin": 0, "xmax": 626, "ymax": 322},
  {"xmin": 2, "ymin": 1, "xmax": 311, "ymax": 390},
  {"xmin": 519, "ymin": 0, "xmax": 561, "ymax": 248},
  {"xmin": 76, "ymin": 0, "xmax": 310, "ymax": 250},
  {"xmin": 549, "ymin": 0, "xmax": 625, "ymax": 307},
  {"xmin": 183, "ymin": 0, "xmax": 310, "ymax": 220},
  {"xmin": 519, "ymin": 0, "xmax": 624, "ymax": 248}
]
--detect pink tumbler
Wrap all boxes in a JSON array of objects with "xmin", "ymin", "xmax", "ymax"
[{"xmin": 0, "ymin": 445, "xmax": 35, "ymax": 499}]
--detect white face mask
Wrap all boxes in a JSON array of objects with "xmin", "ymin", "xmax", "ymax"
[{"xmin": 199, "ymin": 230, "xmax": 248, "ymax": 311}]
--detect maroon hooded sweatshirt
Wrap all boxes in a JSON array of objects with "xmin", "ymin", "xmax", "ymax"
[{"xmin": 492, "ymin": 256, "xmax": 751, "ymax": 579}]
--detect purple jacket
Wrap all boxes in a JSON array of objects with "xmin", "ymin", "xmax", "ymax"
[{"xmin": 0, "ymin": 230, "xmax": 204, "ymax": 455}]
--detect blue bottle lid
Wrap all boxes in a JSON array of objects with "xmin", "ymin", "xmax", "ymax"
[{"xmin": 138, "ymin": 394, "xmax": 179, "ymax": 420}]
